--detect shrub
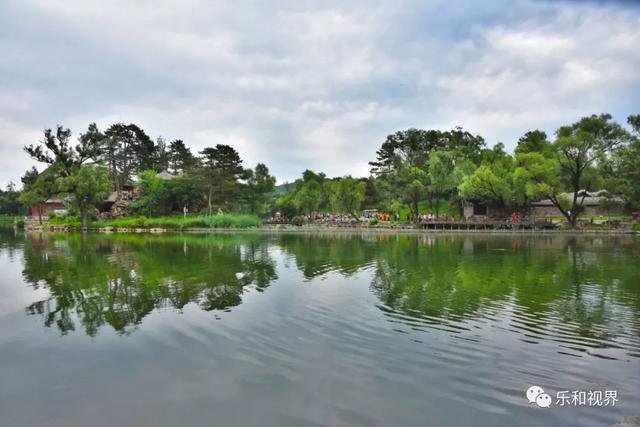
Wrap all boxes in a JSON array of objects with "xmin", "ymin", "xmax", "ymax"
[
  {"xmin": 96, "ymin": 214, "xmax": 261, "ymax": 230},
  {"xmin": 291, "ymin": 215, "xmax": 304, "ymax": 226}
]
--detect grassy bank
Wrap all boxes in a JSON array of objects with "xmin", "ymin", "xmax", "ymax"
[{"xmin": 48, "ymin": 214, "xmax": 262, "ymax": 230}]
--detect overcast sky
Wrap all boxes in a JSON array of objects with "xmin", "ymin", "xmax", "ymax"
[{"xmin": 1, "ymin": 0, "xmax": 639, "ymax": 187}]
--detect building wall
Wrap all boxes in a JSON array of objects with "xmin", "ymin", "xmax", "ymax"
[
  {"xmin": 31, "ymin": 203, "xmax": 66, "ymax": 218},
  {"xmin": 529, "ymin": 204, "xmax": 627, "ymax": 219}
]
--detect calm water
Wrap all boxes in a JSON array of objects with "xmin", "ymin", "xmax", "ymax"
[{"xmin": 0, "ymin": 229, "xmax": 639, "ymax": 427}]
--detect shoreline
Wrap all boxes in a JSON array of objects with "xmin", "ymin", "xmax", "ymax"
[{"xmin": 23, "ymin": 224, "xmax": 638, "ymax": 235}]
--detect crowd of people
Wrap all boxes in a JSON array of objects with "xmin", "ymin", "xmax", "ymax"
[{"xmin": 265, "ymin": 210, "xmax": 531, "ymax": 225}]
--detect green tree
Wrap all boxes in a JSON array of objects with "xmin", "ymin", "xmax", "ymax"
[
  {"xmin": 0, "ymin": 182, "xmax": 25, "ymax": 216},
  {"xmin": 427, "ymin": 151, "xmax": 458, "ymax": 216},
  {"xmin": 104, "ymin": 123, "xmax": 157, "ymax": 193},
  {"xmin": 60, "ymin": 165, "xmax": 111, "ymax": 228},
  {"xmin": 396, "ymin": 163, "xmax": 427, "ymax": 219},
  {"xmin": 516, "ymin": 114, "xmax": 629, "ymax": 227},
  {"xmin": 244, "ymin": 163, "xmax": 276, "ymax": 216},
  {"xmin": 459, "ymin": 165, "xmax": 514, "ymax": 207},
  {"xmin": 330, "ymin": 177, "xmax": 366, "ymax": 220},
  {"xmin": 19, "ymin": 168, "xmax": 58, "ymax": 224},
  {"xmin": 515, "ymin": 130, "xmax": 552, "ymax": 155},
  {"xmin": 199, "ymin": 145, "xmax": 244, "ymax": 213},
  {"xmin": 292, "ymin": 170, "xmax": 328, "ymax": 215},
  {"xmin": 24, "ymin": 125, "xmax": 98, "ymax": 178},
  {"xmin": 602, "ymin": 114, "xmax": 640, "ymax": 209},
  {"xmin": 460, "ymin": 144, "xmax": 518, "ymax": 210},
  {"xmin": 169, "ymin": 139, "xmax": 198, "ymax": 174}
]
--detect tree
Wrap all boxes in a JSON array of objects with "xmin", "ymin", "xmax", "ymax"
[
  {"xmin": 155, "ymin": 137, "xmax": 170, "ymax": 172},
  {"xmin": 603, "ymin": 114, "xmax": 640, "ymax": 209},
  {"xmin": 104, "ymin": 123, "xmax": 157, "ymax": 193},
  {"xmin": 244, "ymin": 163, "xmax": 276, "ymax": 216},
  {"xmin": 19, "ymin": 168, "xmax": 57, "ymax": 224},
  {"xmin": 291, "ymin": 170, "xmax": 329, "ymax": 215},
  {"xmin": 428, "ymin": 151, "xmax": 458, "ymax": 216},
  {"xmin": 460, "ymin": 144, "xmax": 518, "ymax": 210},
  {"xmin": 199, "ymin": 145, "xmax": 244, "ymax": 213},
  {"xmin": 395, "ymin": 163, "xmax": 427, "ymax": 219},
  {"xmin": 24, "ymin": 125, "xmax": 98, "ymax": 178},
  {"xmin": 515, "ymin": 130, "xmax": 551, "ymax": 155},
  {"xmin": 459, "ymin": 165, "xmax": 514, "ymax": 207},
  {"xmin": 330, "ymin": 177, "xmax": 366, "ymax": 220},
  {"xmin": 169, "ymin": 140, "xmax": 198, "ymax": 174},
  {"xmin": 60, "ymin": 165, "xmax": 110, "ymax": 228},
  {"xmin": 0, "ymin": 182, "xmax": 24, "ymax": 216},
  {"xmin": 515, "ymin": 114, "xmax": 629, "ymax": 226},
  {"xmin": 369, "ymin": 128, "xmax": 446, "ymax": 176}
]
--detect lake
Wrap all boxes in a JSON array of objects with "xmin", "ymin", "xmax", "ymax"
[{"xmin": 0, "ymin": 229, "xmax": 638, "ymax": 427}]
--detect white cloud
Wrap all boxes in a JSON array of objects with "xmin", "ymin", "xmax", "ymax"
[
  {"xmin": 0, "ymin": 0, "xmax": 638, "ymax": 187},
  {"xmin": 432, "ymin": 6, "xmax": 640, "ymax": 143}
]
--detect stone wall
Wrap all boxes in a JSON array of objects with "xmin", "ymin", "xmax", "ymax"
[{"xmin": 529, "ymin": 204, "xmax": 627, "ymax": 219}]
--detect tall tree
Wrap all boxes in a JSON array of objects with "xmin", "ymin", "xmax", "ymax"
[
  {"xmin": 515, "ymin": 130, "xmax": 551, "ymax": 155},
  {"xmin": 330, "ymin": 177, "xmax": 366, "ymax": 220},
  {"xmin": 19, "ymin": 168, "xmax": 58, "ymax": 224},
  {"xmin": 24, "ymin": 125, "xmax": 98, "ymax": 178},
  {"xmin": 199, "ymin": 144, "xmax": 244, "ymax": 213},
  {"xmin": 516, "ymin": 113, "xmax": 629, "ymax": 227},
  {"xmin": 244, "ymin": 163, "xmax": 276, "ymax": 216},
  {"xmin": 104, "ymin": 123, "xmax": 156, "ymax": 193},
  {"xmin": 60, "ymin": 165, "xmax": 110, "ymax": 228},
  {"xmin": 155, "ymin": 137, "xmax": 170, "ymax": 172},
  {"xmin": 602, "ymin": 114, "xmax": 640, "ymax": 209},
  {"xmin": 427, "ymin": 151, "xmax": 458, "ymax": 216},
  {"xmin": 169, "ymin": 139, "xmax": 198, "ymax": 174}
]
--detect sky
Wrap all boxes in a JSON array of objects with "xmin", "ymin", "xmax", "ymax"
[{"xmin": 1, "ymin": 0, "xmax": 639, "ymax": 187}]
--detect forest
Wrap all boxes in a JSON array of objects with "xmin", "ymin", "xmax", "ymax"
[{"xmin": 1, "ymin": 112, "xmax": 638, "ymax": 228}]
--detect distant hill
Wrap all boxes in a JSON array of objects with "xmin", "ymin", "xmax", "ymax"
[{"xmin": 274, "ymin": 182, "xmax": 296, "ymax": 195}]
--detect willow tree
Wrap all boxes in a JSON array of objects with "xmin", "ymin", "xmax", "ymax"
[{"xmin": 515, "ymin": 114, "xmax": 629, "ymax": 227}]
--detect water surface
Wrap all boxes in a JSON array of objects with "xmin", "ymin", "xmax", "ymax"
[{"xmin": 0, "ymin": 229, "xmax": 639, "ymax": 427}]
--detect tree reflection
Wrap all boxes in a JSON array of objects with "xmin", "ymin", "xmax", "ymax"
[
  {"xmin": 277, "ymin": 233, "xmax": 640, "ymax": 343},
  {"xmin": 13, "ymin": 230, "xmax": 640, "ymax": 344},
  {"xmin": 21, "ymin": 233, "xmax": 277, "ymax": 336}
]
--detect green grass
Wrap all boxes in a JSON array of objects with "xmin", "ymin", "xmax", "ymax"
[
  {"xmin": 48, "ymin": 214, "xmax": 262, "ymax": 230},
  {"xmin": 549, "ymin": 215, "xmax": 633, "ymax": 223}
]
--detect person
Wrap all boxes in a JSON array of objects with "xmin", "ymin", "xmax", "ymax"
[{"xmin": 183, "ymin": 205, "xmax": 188, "ymax": 219}]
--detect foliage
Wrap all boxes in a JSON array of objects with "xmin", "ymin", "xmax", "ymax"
[
  {"xmin": 0, "ymin": 182, "xmax": 25, "ymax": 216},
  {"xmin": 132, "ymin": 171, "xmax": 204, "ymax": 216},
  {"xmin": 329, "ymin": 177, "xmax": 366, "ymax": 219},
  {"xmin": 516, "ymin": 114, "xmax": 630, "ymax": 226},
  {"xmin": 60, "ymin": 165, "xmax": 111, "ymax": 228},
  {"xmin": 198, "ymin": 144, "xmax": 245, "ymax": 213},
  {"xmin": 243, "ymin": 163, "xmax": 276, "ymax": 215},
  {"xmin": 14, "ymin": 112, "xmax": 640, "ymax": 227}
]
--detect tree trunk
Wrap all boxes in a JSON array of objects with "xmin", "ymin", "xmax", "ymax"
[
  {"xmin": 81, "ymin": 206, "xmax": 88, "ymax": 230},
  {"xmin": 208, "ymin": 186, "xmax": 212, "ymax": 216}
]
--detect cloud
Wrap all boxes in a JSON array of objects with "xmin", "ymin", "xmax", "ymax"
[
  {"xmin": 431, "ymin": 5, "xmax": 640, "ymax": 141},
  {"xmin": 0, "ymin": 0, "xmax": 638, "ymax": 187}
]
